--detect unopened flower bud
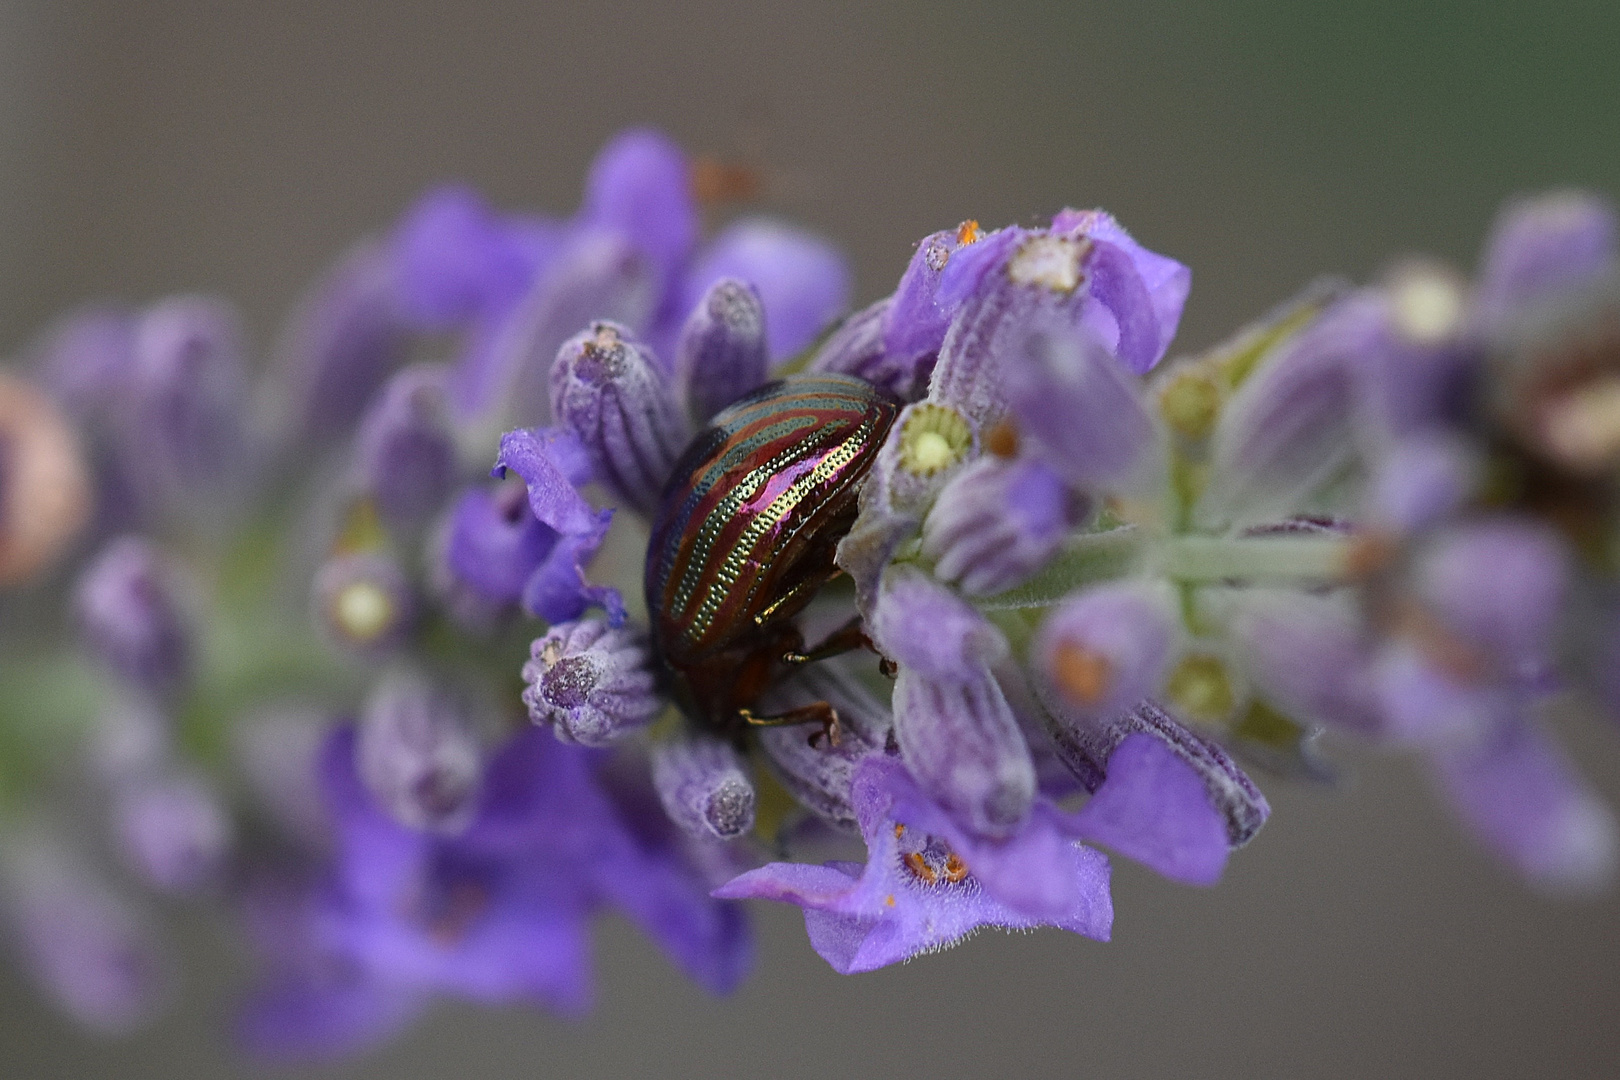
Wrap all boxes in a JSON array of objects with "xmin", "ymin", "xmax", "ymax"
[
  {"xmin": 1039, "ymin": 696, "xmax": 1270, "ymax": 848},
  {"xmin": 265, "ymin": 239, "xmax": 409, "ymax": 447},
  {"xmin": 675, "ymin": 277, "xmax": 768, "ymax": 423},
  {"xmin": 893, "ymin": 664, "xmax": 1035, "ymax": 839},
  {"xmin": 485, "ymin": 230, "xmax": 658, "ymax": 424},
  {"xmin": 1415, "ymin": 518, "xmax": 1568, "ymax": 673},
  {"xmin": 1006, "ymin": 323, "xmax": 1161, "ymax": 495},
  {"xmin": 76, "ymin": 537, "xmax": 190, "ymax": 697},
  {"xmin": 314, "ymin": 551, "xmax": 414, "ymax": 657},
  {"xmin": 1476, "ymin": 190, "xmax": 1617, "ymax": 323},
  {"xmin": 1197, "ymin": 294, "xmax": 1385, "ymax": 528},
  {"xmin": 652, "ymin": 735, "xmax": 757, "ymax": 840},
  {"xmin": 112, "ymin": 769, "xmax": 234, "ymax": 894},
  {"xmin": 549, "ymin": 322, "xmax": 689, "ymax": 516},
  {"xmin": 126, "ymin": 295, "xmax": 248, "ymax": 512},
  {"xmin": 354, "ymin": 365, "xmax": 458, "ymax": 529},
  {"xmin": 521, "ymin": 618, "xmax": 662, "ymax": 746},
  {"xmin": 355, "ymin": 671, "xmax": 483, "ymax": 834},
  {"xmin": 1035, "ymin": 583, "xmax": 1177, "ymax": 719},
  {"xmin": 923, "ymin": 456, "xmax": 1086, "ymax": 595},
  {"xmin": 868, "ymin": 566, "xmax": 1007, "ymax": 680},
  {"xmin": 680, "ymin": 218, "xmax": 851, "ymax": 361},
  {"xmin": 1433, "ymin": 716, "xmax": 1617, "ymax": 893},
  {"xmin": 0, "ymin": 372, "xmax": 91, "ymax": 585},
  {"xmin": 1229, "ymin": 590, "xmax": 1380, "ymax": 735},
  {"xmin": 2, "ymin": 837, "xmax": 171, "ymax": 1034}
]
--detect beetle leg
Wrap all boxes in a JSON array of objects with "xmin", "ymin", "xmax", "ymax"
[
  {"xmin": 782, "ymin": 615, "xmax": 871, "ymax": 666},
  {"xmin": 738, "ymin": 701, "xmax": 842, "ymax": 748}
]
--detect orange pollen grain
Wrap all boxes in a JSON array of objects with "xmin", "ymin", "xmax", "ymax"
[
  {"xmin": 942, "ymin": 853, "xmax": 969, "ymax": 883},
  {"xmin": 1053, "ymin": 641, "xmax": 1113, "ymax": 706},
  {"xmin": 984, "ymin": 419, "xmax": 1020, "ymax": 459},
  {"xmin": 956, "ymin": 220, "xmax": 984, "ymax": 245},
  {"xmin": 893, "ymin": 823, "xmax": 906, "ymax": 839},
  {"xmin": 885, "ymin": 894, "xmax": 896, "ymax": 907},
  {"xmin": 902, "ymin": 852, "xmax": 939, "ymax": 885}
]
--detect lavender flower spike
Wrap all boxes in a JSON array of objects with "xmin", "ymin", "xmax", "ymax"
[
  {"xmin": 549, "ymin": 322, "xmax": 689, "ymax": 516},
  {"xmin": 522, "ymin": 618, "xmax": 662, "ymax": 746},
  {"xmin": 77, "ymin": 536, "xmax": 191, "ymax": 698},
  {"xmin": 675, "ymin": 277, "xmax": 769, "ymax": 424},
  {"xmin": 652, "ymin": 735, "xmax": 758, "ymax": 840},
  {"xmin": 892, "ymin": 664, "xmax": 1035, "ymax": 839},
  {"xmin": 355, "ymin": 670, "xmax": 483, "ymax": 834}
]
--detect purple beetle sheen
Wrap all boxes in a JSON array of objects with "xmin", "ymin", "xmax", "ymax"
[{"xmin": 644, "ymin": 373, "xmax": 899, "ymax": 741}]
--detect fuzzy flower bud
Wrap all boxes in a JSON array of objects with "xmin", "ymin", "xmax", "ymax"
[
  {"xmin": 2, "ymin": 838, "xmax": 171, "ymax": 1034},
  {"xmin": 1476, "ymin": 190, "xmax": 1617, "ymax": 322},
  {"xmin": 868, "ymin": 566, "xmax": 1008, "ymax": 680},
  {"xmin": 549, "ymin": 321, "xmax": 689, "ymax": 516},
  {"xmin": 923, "ymin": 455, "xmax": 1086, "ymax": 596},
  {"xmin": 353, "ymin": 364, "xmax": 459, "ymax": 529},
  {"xmin": 355, "ymin": 671, "xmax": 483, "ymax": 834},
  {"xmin": 111, "ymin": 769, "xmax": 234, "ymax": 895},
  {"xmin": 126, "ymin": 295, "xmax": 248, "ymax": 513},
  {"xmin": 675, "ymin": 277, "xmax": 768, "ymax": 423},
  {"xmin": 1005, "ymin": 322, "xmax": 1161, "ymax": 495},
  {"xmin": 892, "ymin": 664, "xmax": 1036, "ymax": 839},
  {"xmin": 76, "ymin": 537, "xmax": 190, "ymax": 698},
  {"xmin": 521, "ymin": 618, "xmax": 662, "ymax": 746},
  {"xmin": 1197, "ymin": 294, "xmax": 1381, "ymax": 528},
  {"xmin": 652, "ymin": 735, "xmax": 757, "ymax": 840},
  {"xmin": 1035, "ymin": 582, "xmax": 1177, "ymax": 720}
]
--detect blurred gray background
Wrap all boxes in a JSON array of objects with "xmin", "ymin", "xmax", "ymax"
[{"xmin": 1, "ymin": 1, "xmax": 1618, "ymax": 1077}]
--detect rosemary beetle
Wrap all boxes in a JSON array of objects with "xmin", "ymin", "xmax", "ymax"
[{"xmin": 644, "ymin": 373, "xmax": 899, "ymax": 742}]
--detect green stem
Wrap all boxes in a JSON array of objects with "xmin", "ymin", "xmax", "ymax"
[
  {"xmin": 1158, "ymin": 534, "xmax": 1352, "ymax": 583},
  {"xmin": 974, "ymin": 527, "xmax": 1144, "ymax": 611}
]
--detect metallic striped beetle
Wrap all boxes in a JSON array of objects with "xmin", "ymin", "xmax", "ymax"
[{"xmin": 644, "ymin": 372, "xmax": 899, "ymax": 739}]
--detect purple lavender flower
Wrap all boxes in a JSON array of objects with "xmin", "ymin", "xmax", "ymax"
[
  {"xmin": 353, "ymin": 364, "xmax": 460, "ymax": 530},
  {"xmin": 548, "ymin": 321, "xmax": 690, "ymax": 516},
  {"xmin": 1034, "ymin": 583, "xmax": 1178, "ymax": 721},
  {"xmin": 522, "ymin": 618, "xmax": 662, "ymax": 745},
  {"xmin": 76, "ymin": 536, "xmax": 191, "ymax": 697},
  {"xmin": 480, "ymin": 425, "xmax": 625, "ymax": 624},
  {"xmin": 355, "ymin": 671, "xmax": 484, "ymax": 834},
  {"xmin": 314, "ymin": 551, "xmax": 415, "ymax": 657},
  {"xmin": 652, "ymin": 735, "xmax": 757, "ymax": 841},
  {"xmin": 679, "ymin": 218, "xmax": 851, "ymax": 362},
  {"xmin": 674, "ymin": 277, "xmax": 769, "ymax": 424},
  {"xmin": 922, "ymin": 456, "xmax": 1086, "ymax": 596},
  {"xmin": 240, "ymin": 723, "xmax": 749, "ymax": 1057},
  {"xmin": 716, "ymin": 756, "xmax": 1111, "ymax": 973},
  {"xmin": 111, "ymin": 768, "xmax": 234, "ymax": 894},
  {"xmin": 266, "ymin": 239, "xmax": 411, "ymax": 447},
  {"xmin": 2, "ymin": 837, "xmax": 172, "ymax": 1034}
]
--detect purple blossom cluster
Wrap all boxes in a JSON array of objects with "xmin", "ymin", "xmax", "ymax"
[{"xmin": 0, "ymin": 127, "xmax": 1617, "ymax": 1058}]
